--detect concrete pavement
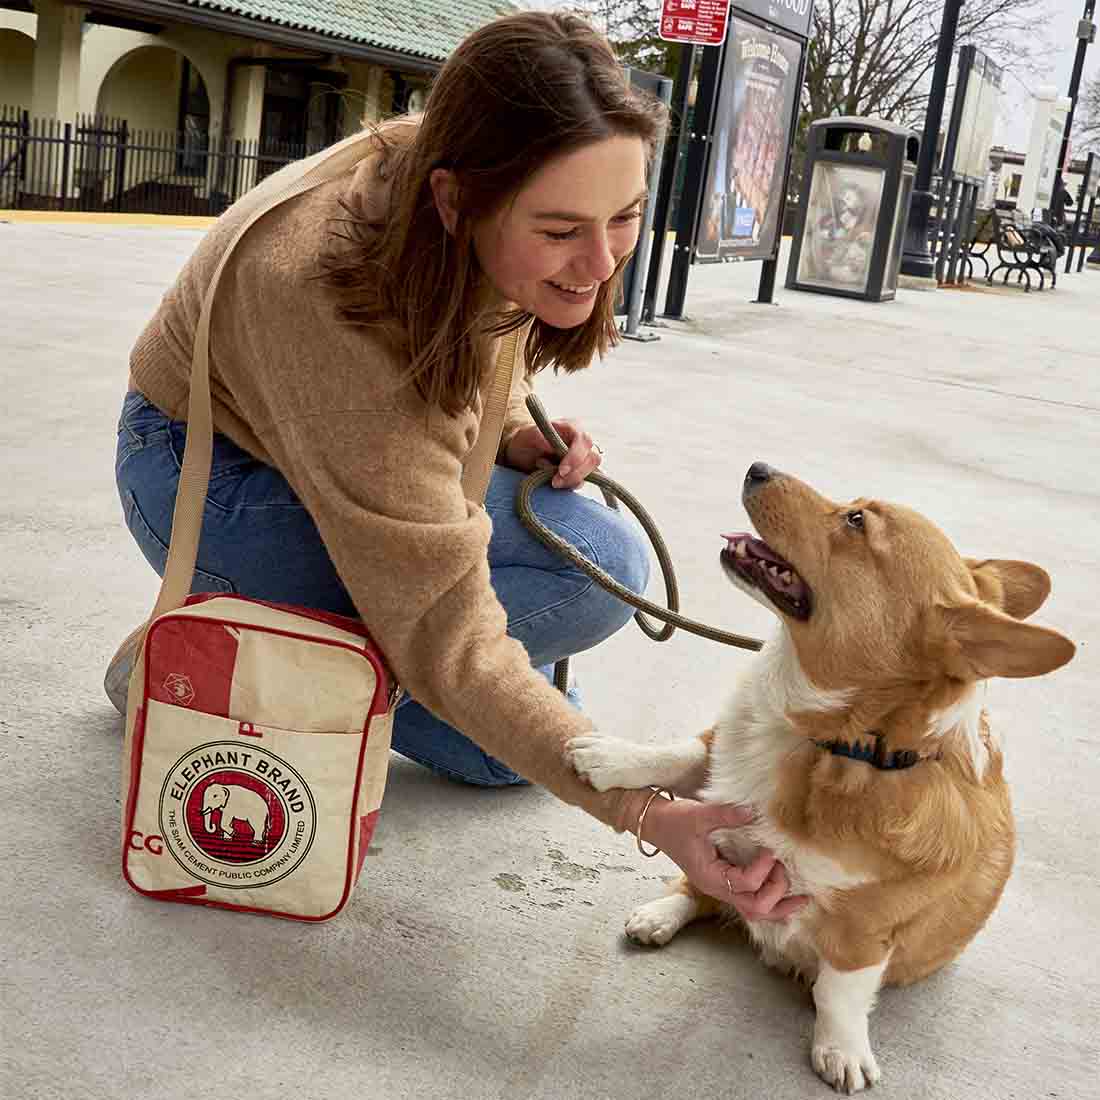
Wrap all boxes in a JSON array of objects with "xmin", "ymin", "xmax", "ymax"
[{"xmin": 2, "ymin": 220, "xmax": 1097, "ymax": 1100}]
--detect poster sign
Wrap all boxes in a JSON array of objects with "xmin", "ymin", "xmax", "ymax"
[
  {"xmin": 659, "ymin": 0, "xmax": 731, "ymax": 46},
  {"xmin": 734, "ymin": 0, "xmax": 814, "ymax": 40},
  {"xmin": 694, "ymin": 15, "xmax": 803, "ymax": 262},
  {"xmin": 795, "ymin": 162, "xmax": 886, "ymax": 294},
  {"xmin": 1085, "ymin": 152, "xmax": 1100, "ymax": 196},
  {"xmin": 944, "ymin": 48, "xmax": 1003, "ymax": 184}
]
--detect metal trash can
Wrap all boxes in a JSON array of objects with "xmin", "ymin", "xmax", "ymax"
[{"xmin": 786, "ymin": 117, "xmax": 919, "ymax": 301}]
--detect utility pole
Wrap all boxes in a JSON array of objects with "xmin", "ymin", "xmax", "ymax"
[
  {"xmin": 1050, "ymin": 0, "xmax": 1097, "ymax": 226},
  {"xmin": 900, "ymin": 0, "xmax": 965, "ymax": 280}
]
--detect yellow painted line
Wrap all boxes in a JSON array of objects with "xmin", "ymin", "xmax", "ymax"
[{"xmin": 0, "ymin": 210, "xmax": 216, "ymax": 228}]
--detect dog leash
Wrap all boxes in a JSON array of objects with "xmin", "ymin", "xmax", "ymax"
[{"xmin": 515, "ymin": 396, "xmax": 764, "ymax": 694}]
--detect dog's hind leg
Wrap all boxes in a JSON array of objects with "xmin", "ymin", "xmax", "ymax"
[
  {"xmin": 566, "ymin": 729, "xmax": 715, "ymax": 798},
  {"xmin": 625, "ymin": 876, "xmax": 722, "ymax": 946}
]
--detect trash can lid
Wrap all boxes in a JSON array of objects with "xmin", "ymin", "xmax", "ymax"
[{"xmin": 810, "ymin": 116, "xmax": 916, "ymax": 139}]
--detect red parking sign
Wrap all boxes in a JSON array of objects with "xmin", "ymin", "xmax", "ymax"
[{"xmin": 658, "ymin": 0, "xmax": 732, "ymax": 46}]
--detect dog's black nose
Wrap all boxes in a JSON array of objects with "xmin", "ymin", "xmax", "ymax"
[{"xmin": 745, "ymin": 462, "xmax": 776, "ymax": 490}]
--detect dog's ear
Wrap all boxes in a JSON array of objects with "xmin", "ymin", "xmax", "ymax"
[
  {"xmin": 965, "ymin": 559, "xmax": 1051, "ymax": 619},
  {"xmin": 936, "ymin": 601, "xmax": 1075, "ymax": 681}
]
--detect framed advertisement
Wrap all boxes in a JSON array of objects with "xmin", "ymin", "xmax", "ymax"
[
  {"xmin": 795, "ymin": 162, "xmax": 886, "ymax": 293},
  {"xmin": 1085, "ymin": 152, "xmax": 1100, "ymax": 197},
  {"xmin": 694, "ymin": 13, "xmax": 804, "ymax": 263},
  {"xmin": 942, "ymin": 47, "xmax": 1003, "ymax": 185}
]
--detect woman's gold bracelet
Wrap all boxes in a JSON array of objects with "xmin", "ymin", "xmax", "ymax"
[{"xmin": 636, "ymin": 786, "xmax": 675, "ymax": 857}]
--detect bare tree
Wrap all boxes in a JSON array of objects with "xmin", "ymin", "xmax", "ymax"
[
  {"xmin": 1072, "ymin": 72, "xmax": 1100, "ymax": 152},
  {"xmin": 570, "ymin": 0, "xmax": 1051, "ymax": 126},
  {"xmin": 804, "ymin": 0, "xmax": 1051, "ymax": 128},
  {"xmin": 568, "ymin": 1, "xmax": 683, "ymax": 78}
]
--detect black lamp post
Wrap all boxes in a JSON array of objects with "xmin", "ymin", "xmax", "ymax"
[
  {"xmin": 1050, "ymin": 0, "xmax": 1096, "ymax": 227},
  {"xmin": 900, "ymin": 0, "xmax": 966, "ymax": 279}
]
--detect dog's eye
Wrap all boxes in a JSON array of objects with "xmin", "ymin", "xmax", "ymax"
[{"xmin": 846, "ymin": 510, "xmax": 865, "ymax": 530}]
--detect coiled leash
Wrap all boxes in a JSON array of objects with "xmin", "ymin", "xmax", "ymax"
[{"xmin": 515, "ymin": 396, "xmax": 764, "ymax": 694}]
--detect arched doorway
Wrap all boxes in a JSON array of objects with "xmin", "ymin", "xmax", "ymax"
[
  {"xmin": 91, "ymin": 45, "xmax": 213, "ymax": 211},
  {"xmin": 0, "ymin": 29, "xmax": 35, "ymax": 111}
]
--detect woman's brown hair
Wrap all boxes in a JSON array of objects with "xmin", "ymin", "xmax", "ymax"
[{"xmin": 320, "ymin": 10, "xmax": 667, "ymax": 415}]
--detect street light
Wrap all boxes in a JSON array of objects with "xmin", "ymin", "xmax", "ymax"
[{"xmin": 900, "ymin": 0, "xmax": 966, "ymax": 280}]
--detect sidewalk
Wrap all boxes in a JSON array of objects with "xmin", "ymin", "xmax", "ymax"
[{"xmin": 2, "ymin": 221, "xmax": 1096, "ymax": 1100}]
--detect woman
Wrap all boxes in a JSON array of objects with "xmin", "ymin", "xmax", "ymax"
[{"xmin": 110, "ymin": 11, "xmax": 803, "ymax": 922}]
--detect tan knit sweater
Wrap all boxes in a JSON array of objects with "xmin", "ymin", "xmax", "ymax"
[{"xmin": 128, "ymin": 120, "xmax": 649, "ymax": 834}]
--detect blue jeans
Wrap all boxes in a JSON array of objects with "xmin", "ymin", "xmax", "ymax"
[{"xmin": 114, "ymin": 391, "xmax": 649, "ymax": 786}]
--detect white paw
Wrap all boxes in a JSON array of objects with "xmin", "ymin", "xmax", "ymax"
[
  {"xmin": 811, "ymin": 1037, "xmax": 881, "ymax": 1094},
  {"xmin": 565, "ymin": 733, "xmax": 655, "ymax": 792},
  {"xmin": 624, "ymin": 894, "xmax": 699, "ymax": 946}
]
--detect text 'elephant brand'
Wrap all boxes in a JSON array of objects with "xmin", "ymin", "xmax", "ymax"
[{"xmin": 157, "ymin": 741, "xmax": 317, "ymax": 889}]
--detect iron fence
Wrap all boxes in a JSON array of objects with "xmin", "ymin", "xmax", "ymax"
[{"xmin": 0, "ymin": 105, "xmax": 327, "ymax": 216}]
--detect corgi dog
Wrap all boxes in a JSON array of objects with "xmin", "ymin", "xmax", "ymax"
[{"xmin": 567, "ymin": 462, "xmax": 1075, "ymax": 1093}]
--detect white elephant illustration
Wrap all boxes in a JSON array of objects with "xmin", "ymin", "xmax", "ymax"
[{"xmin": 200, "ymin": 784, "xmax": 270, "ymax": 843}]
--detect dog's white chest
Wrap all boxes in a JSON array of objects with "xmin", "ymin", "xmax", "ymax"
[{"xmin": 703, "ymin": 713, "xmax": 869, "ymax": 902}]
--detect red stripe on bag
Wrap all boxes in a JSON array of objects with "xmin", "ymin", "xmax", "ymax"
[
  {"xmin": 146, "ymin": 886, "xmax": 208, "ymax": 900},
  {"xmin": 353, "ymin": 811, "xmax": 380, "ymax": 882},
  {"xmin": 146, "ymin": 617, "xmax": 238, "ymax": 717},
  {"xmin": 154, "ymin": 605, "xmax": 392, "ymax": 720},
  {"xmin": 184, "ymin": 593, "xmax": 371, "ymax": 639},
  {"xmin": 121, "ymin": 703, "xmax": 147, "ymax": 869}
]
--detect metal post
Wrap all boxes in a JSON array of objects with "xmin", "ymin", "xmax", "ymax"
[
  {"xmin": 756, "ymin": 258, "xmax": 778, "ymax": 302},
  {"xmin": 900, "ymin": 0, "xmax": 965, "ymax": 279},
  {"xmin": 17, "ymin": 109, "xmax": 29, "ymax": 209},
  {"xmin": 641, "ymin": 43, "xmax": 697, "ymax": 326},
  {"xmin": 231, "ymin": 138, "xmax": 242, "ymax": 201},
  {"xmin": 60, "ymin": 122, "xmax": 72, "ymax": 212},
  {"xmin": 1050, "ymin": 0, "xmax": 1096, "ymax": 227},
  {"xmin": 622, "ymin": 75, "xmax": 673, "ymax": 342},
  {"xmin": 934, "ymin": 177, "xmax": 961, "ymax": 283},
  {"xmin": 1065, "ymin": 156, "xmax": 1091, "ymax": 270},
  {"xmin": 663, "ymin": 42, "xmax": 724, "ymax": 319},
  {"xmin": 113, "ymin": 121, "xmax": 129, "ymax": 210},
  {"xmin": 946, "ymin": 182, "xmax": 978, "ymax": 284},
  {"xmin": 754, "ymin": 38, "xmax": 809, "ymax": 305},
  {"xmin": 1081, "ymin": 194, "xmax": 1098, "ymax": 268}
]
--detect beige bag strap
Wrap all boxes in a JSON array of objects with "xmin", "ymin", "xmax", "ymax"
[
  {"xmin": 149, "ymin": 133, "xmax": 522, "ymax": 625},
  {"xmin": 458, "ymin": 325, "xmax": 521, "ymax": 503}
]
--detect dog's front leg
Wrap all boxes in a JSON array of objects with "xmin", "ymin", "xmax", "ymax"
[
  {"xmin": 566, "ymin": 729, "xmax": 720, "ymax": 946},
  {"xmin": 565, "ymin": 728, "xmax": 713, "ymax": 797},
  {"xmin": 811, "ymin": 957, "xmax": 888, "ymax": 1093}
]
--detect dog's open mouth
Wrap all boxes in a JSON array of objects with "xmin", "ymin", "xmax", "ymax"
[{"xmin": 720, "ymin": 533, "xmax": 813, "ymax": 620}]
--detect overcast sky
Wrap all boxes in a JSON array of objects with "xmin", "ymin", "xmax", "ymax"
[
  {"xmin": 527, "ymin": 0, "xmax": 1098, "ymax": 153},
  {"xmin": 1000, "ymin": 0, "xmax": 1097, "ymax": 151}
]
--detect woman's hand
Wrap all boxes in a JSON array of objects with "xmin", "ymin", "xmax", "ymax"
[
  {"xmin": 643, "ymin": 795, "xmax": 809, "ymax": 922},
  {"xmin": 502, "ymin": 420, "xmax": 602, "ymax": 490}
]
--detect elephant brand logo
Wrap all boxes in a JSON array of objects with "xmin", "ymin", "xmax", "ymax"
[
  {"xmin": 163, "ymin": 672, "xmax": 195, "ymax": 706},
  {"xmin": 158, "ymin": 741, "xmax": 317, "ymax": 889}
]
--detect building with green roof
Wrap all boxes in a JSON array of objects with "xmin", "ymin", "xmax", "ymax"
[{"xmin": 1, "ymin": 0, "xmax": 516, "ymax": 210}]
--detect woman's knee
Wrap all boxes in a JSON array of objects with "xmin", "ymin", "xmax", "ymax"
[
  {"xmin": 599, "ymin": 509, "xmax": 650, "ymax": 596},
  {"xmin": 570, "ymin": 504, "xmax": 650, "ymax": 634}
]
